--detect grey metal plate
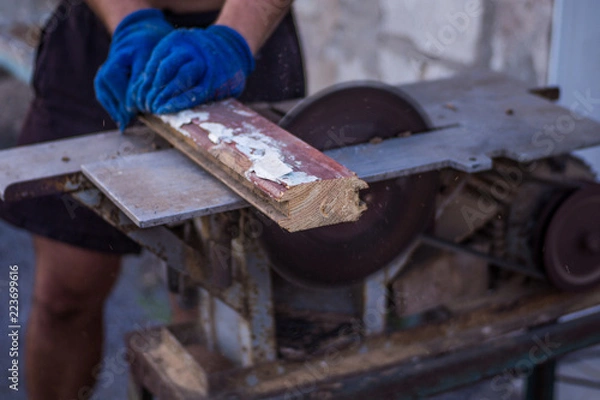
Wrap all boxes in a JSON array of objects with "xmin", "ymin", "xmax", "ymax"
[
  {"xmin": 81, "ymin": 149, "xmax": 246, "ymax": 228},
  {"xmin": 331, "ymin": 70, "xmax": 600, "ymax": 180},
  {"xmin": 401, "ymin": 70, "xmax": 600, "ymax": 163},
  {"xmin": 0, "ymin": 127, "xmax": 165, "ymax": 201}
]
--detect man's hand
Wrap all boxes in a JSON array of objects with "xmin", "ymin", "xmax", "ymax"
[
  {"xmin": 90, "ymin": 0, "xmax": 293, "ymax": 120},
  {"xmin": 128, "ymin": 25, "xmax": 255, "ymax": 115},
  {"xmin": 94, "ymin": 8, "xmax": 173, "ymax": 129},
  {"xmin": 128, "ymin": 0, "xmax": 292, "ymax": 115}
]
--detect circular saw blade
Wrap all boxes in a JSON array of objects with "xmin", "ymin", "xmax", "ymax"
[{"xmin": 260, "ymin": 81, "xmax": 438, "ymax": 288}]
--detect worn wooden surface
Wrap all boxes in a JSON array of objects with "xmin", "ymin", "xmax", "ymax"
[
  {"xmin": 125, "ymin": 283, "xmax": 600, "ymax": 399},
  {"xmin": 142, "ymin": 99, "xmax": 367, "ymax": 232},
  {"xmin": 126, "ymin": 326, "xmax": 208, "ymax": 400},
  {"xmin": 210, "ymin": 284, "xmax": 600, "ymax": 398}
]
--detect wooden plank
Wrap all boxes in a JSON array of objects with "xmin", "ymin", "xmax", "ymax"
[
  {"xmin": 126, "ymin": 328, "xmax": 208, "ymax": 400},
  {"xmin": 141, "ymin": 99, "xmax": 367, "ymax": 232},
  {"xmin": 125, "ymin": 285, "xmax": 600, "ymax": 399},
  {"xmin": 210, "ymin": 285, "xmax": 600, "ymax": 398}
]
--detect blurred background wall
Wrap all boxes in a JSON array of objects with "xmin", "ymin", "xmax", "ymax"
[
  {"xmin": 0, "ymin": 0, "xmax": 56, "ymax": 25},
  {"xmin": 294, "ymin": 0, "xmax": 554, "ymax": 93},
  {"xmin": 1, "ymin": 0, "xmax": 555, "ymax": 90}
]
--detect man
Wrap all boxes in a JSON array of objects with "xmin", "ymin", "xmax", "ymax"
[{"xmin": 0, "ymin": 0, "xmax": 304, "ymax": 398}]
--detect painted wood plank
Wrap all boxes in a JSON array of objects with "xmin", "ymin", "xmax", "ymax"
[{"xmin": 141, "ymin": 99, "xmax": 368, "ymax": 232}]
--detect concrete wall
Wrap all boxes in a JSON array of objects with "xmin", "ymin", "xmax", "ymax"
[
  {"xmin": 293, "ymin": 0, "xmax": 554, "ymax": 94},
  {"xmin": 0, "ymin": 0, "xmax": 57, "ymax": 25}
]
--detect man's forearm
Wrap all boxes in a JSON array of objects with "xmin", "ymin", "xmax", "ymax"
[
  {"xmin": 85, "ymin": 0, "xmax": 152, "ymax": 34},
  {"xmin": 86, "ymin": 0, "xmax": 293, "ymax": 50},
  {"xmin": 215, "ymin": 0, "xmax": 294, "ymax": 54}
]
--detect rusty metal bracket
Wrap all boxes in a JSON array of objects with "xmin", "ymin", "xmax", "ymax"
[
  {"xmin": 198, "ymin": 209, "xmax": 277, "ymax": 367},
  {"xmin": 71, "ymin": 188, "xmax": 248, "ymax": 314}
]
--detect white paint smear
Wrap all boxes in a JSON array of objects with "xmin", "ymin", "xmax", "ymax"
[
  {"xmin": 200, "ymin": 122, "xmax": 236, "ymax": 144},
  {"xmin": 278, "ymin": 171, "xmax": 319, "ymax": 186},
  {"xmin": 233, "ymin": 109, "xmax": 255, "ymax": 117},
  {"xmin": 251, "ymin": 150, "xmax": 293, "ymax": 180},
  {"xmin": 160, "ymin": 110, "xmax": 210, "ymax": 128},
  {"xmin": 168, "ymin": 117, "xmax": 320, "ymax": 187}
]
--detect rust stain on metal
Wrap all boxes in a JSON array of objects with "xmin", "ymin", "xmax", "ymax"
[{"xmin": 4, "ymin": 173, "xmax": 91, "ymax": 201}]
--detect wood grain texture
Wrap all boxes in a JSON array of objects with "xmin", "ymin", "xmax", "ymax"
[{"xmin": 141, "ymin": 99, "xmax": 367, "ymax": 232}]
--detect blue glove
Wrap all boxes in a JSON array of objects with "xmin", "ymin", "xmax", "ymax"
[
  {"xmin": 94, "ymin": 9, "xmax": 174, "ymax": 129},
  {"xmin": 128, "ymin": 25, "xmax": 255, "ymax": 115}
]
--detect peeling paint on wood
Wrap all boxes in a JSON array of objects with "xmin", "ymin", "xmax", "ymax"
[{"xmin": 143, "ymin": 99, "xmax": 368, "ymax": 232}]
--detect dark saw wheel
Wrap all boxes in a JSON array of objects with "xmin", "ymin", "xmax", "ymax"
[
  {"xmin": 260, "ymin": 82, "xmax": 438, "ymax": 288},
  {"xmin": 542, "ymin": 184, "xmax": 600, "ymax": 291}
]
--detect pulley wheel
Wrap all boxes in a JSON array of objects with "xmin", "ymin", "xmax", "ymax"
[
  {"xmin": 259, "ymin": 81, "xmax": 438, "ymax": 288},
  {"xmin": 543, "ymin": 184, "xmax": 600, "ymax": 291}
]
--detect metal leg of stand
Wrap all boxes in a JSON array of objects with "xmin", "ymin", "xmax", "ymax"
[
  {"xmin": 127, "ymin": 373, "xmax": 153, "ymax": 400},
  {"xmin": 526, "ymin": 359, "xmax": 557, "ymax": 400}
]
